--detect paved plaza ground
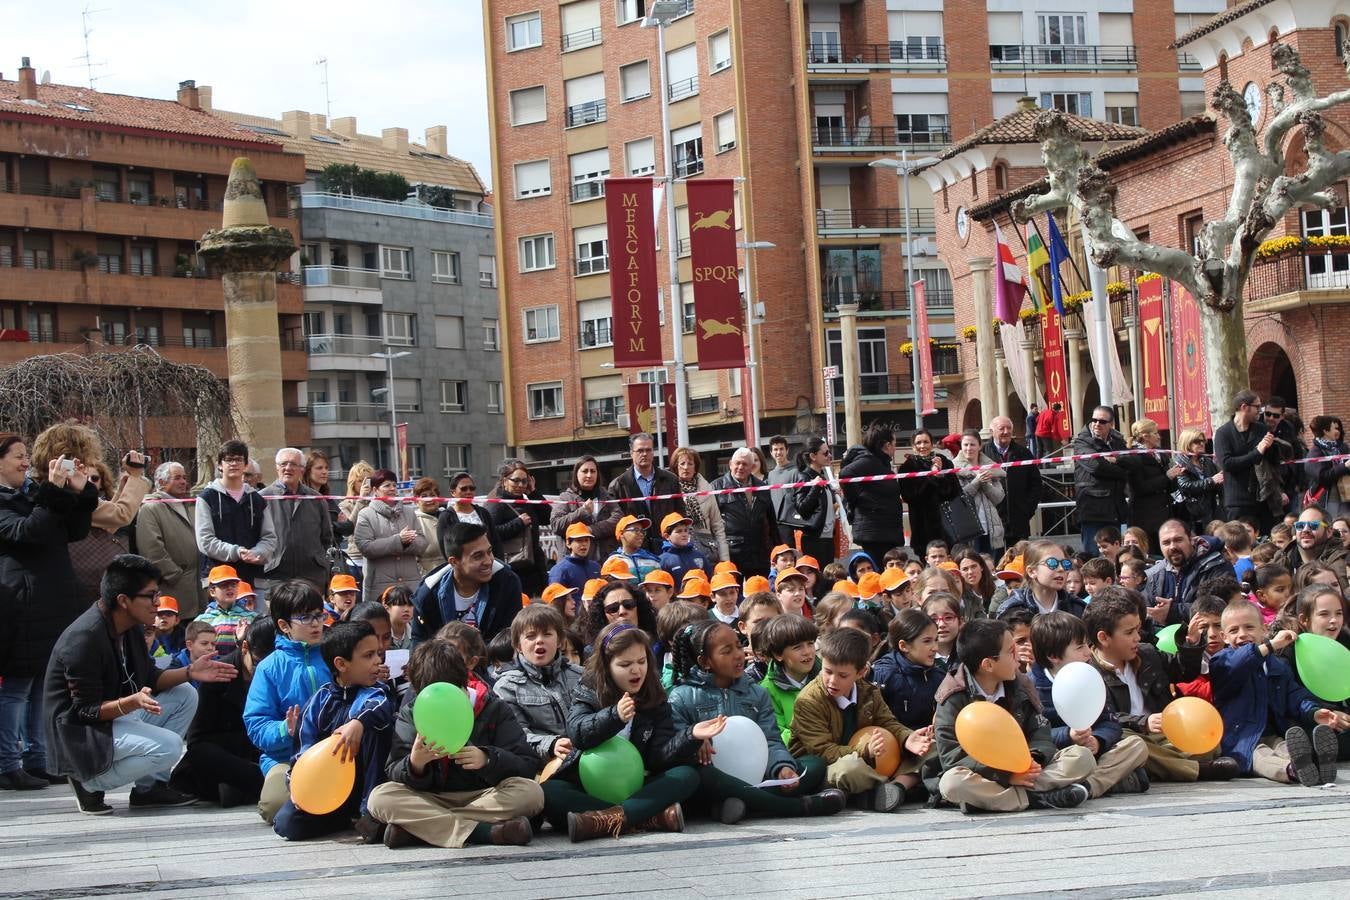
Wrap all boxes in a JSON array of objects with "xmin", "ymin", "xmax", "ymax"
[{"xmin": 1, "ymin": 768, "xmax": 1347, "ymax": 899}]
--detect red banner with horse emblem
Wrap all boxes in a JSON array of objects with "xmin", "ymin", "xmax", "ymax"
[
  {"xmin": 606, "ymin": 178, "xmax": 663, "ymax": 367},
  {"xmin": 685, "ymin": 179, "xmax": 745, "ymax": 370},
  {"xmin": 1169, "ymin": 281, "xmax": 1211, "ymax": 433},
  {"xmin": 626, "ymin": 382, "xmax": 677, "ymax": 454},
  {"xmin": 1137, "ymin": 276, "xmax": 1170, "ymax": 431},
  {"xmin": 1042, "ymin": 305, "xmax": 1071, "ymax": 441}
]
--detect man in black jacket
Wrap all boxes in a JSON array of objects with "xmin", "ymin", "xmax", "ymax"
[
  {"xmin": 1142, "ymin": 520, "xmax": 1234, "ymax": 626},
  {"xmin": 259, "ymin": 448, "xmax": 334, "ymax": 595},
  {"xmin": 840, "ymin": 422, "xmax": 905, "ymax": 563},
  {"xmin": 1071, "ymin": 406, "xmax": 1129, "ymax": 553},
  {"xmin": 607, "ymin": 433, "xmax": 686, "ymax": 554},
  {"xmin": 984, "ymin": 415, "xmax": 1042, "ymax": 546},
  {"xmin": 710, "ymin": 447, "xmax": 777, "ymax": 577},
  {"xmin": 44, "ymin": 554, "xmax": 236, "ymax": 814},
  {"xmin": 1214, "ymin": 390, "xmax": 1280, "ymax": 531},
  {"xmin": 412, "ymin": 522, "xmax": 522, "ymax": 641}
]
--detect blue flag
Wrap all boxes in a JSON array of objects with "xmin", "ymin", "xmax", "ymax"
[{"xmin": 1046, "ymin": 213, "xmax": 1072, "ymax": 316}]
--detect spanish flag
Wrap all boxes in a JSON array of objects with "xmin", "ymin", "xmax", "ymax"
[{"xmin": 1025, "ymin": 226, "xmax": 1049, "ymax": 314}]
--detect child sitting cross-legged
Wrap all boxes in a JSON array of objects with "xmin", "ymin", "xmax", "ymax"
[
  {"xmin": 492, "ymin": 604, "xmax": 585, "ymax": 768},
  {"xmin": 788, "ymin": 628, "xmax": 931, "ymax": 812},
  {"xmin": 760, "ymin": 613, "xmax": 820, "ymax": 746},
  {"xmin": 552, "ymin": 622, "xmax": 720, "ymax": 842},
  {"xmin": 272, "ymin": 621, "xmax": 395, "ymax": 841},
  {"xmin": 668, "ymin": 620, "xmax": 846, "ymax": 824},
  {"xmin": 1029, "ymin": 612, "xmax": 1150, "ymax": 798},
  {"xmin": 367, "ymin": 640, "xmax": 545, "ymax": 848},
  {"xmin": 933, "ymin": 618, "xmax": 1094, "ymax": 813}
]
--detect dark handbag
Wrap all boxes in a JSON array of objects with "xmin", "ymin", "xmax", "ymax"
[{"xmin": 939, "ymin": 495, "xmax": 985, "ymax": 544}]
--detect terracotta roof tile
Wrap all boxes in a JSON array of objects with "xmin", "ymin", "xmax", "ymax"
[
  {"xmin": 0, "ymin": 79, "xmax": 276, "ymax": 146},
  {"xmin": 1172, "ymin": 0, "xmax": 1278, "ymax": 48},
  {"xmin": 929, "ymin": 104, "xmax": 1146, "ymax": 168}
]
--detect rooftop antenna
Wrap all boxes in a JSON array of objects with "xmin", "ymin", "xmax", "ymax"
[
  {"xmin": 315, "ymin": 57, "xmax": 331, "ymax": 120},
  {"xmin": 76, "ymin": 3, "xmax": 111, "ymax": 88}
]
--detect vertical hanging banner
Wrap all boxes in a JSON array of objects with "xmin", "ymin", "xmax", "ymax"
[
  {"xmin": 395, "ymin": 423, "xmax": 409, "ymax": 483},
  {"xmin": 1169, "ymin": 280, "xmax": 1212, "ymax": 433},
  {"xmin": 1042, "ymin": 306, "xmax": 1072, "ymax": 440},
  {"xmin": 606, "ymin": 178, "xmax": 663, "ymax": 367},
  {"xmin": 685, "ymin": 179, "xmax": 745, "ymax": 370},
  {"xmin": 1137, "ymin": 277, "xmax": 1170, "ymax": 431},
  {"xmin": 626, "ymin": 382, "xmax": 677, "ymax": 450},
  {"xmin": 911, "ymin": 281, "xmax": 938, "ymax": 415}
]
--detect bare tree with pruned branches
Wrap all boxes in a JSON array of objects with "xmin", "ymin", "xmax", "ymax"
[{"xmin": 1013, "ymin": 42, "xmax": 1350, "ymax": 423}]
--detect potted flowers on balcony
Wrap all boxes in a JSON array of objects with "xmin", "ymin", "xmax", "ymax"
[{"xmin": 961, "ymin": 325, "xmax": 978, "ymax": 342}]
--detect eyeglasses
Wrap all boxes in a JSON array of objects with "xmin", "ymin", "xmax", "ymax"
[
  {"xmin": 1263, "ymin": 411, "xmax": 1282, "ymax": 419},
  {"xmin": 931, "ymin": 614, "xmax": 959, "ymax": 625},
  {"xmin": 506, "ymin": 476, "xmax": 529, "ymax": 484},
  {"xmin": 1293, "ymin": 520, "xmax": 1324, "ymax": 532},
  {"xmin": 131, "ymin": 590, "xmax": 161, "ymax": 602},
  {"xmin": 1090, "ymin": 418, "xmax": 1113, "ymax": 426},
  {"xmin": 604, "ymin": 599, "xmax": 638, "ymax": 615},
  {"xmin": 221, "ymin": 457, "xmax": 247, "ymax": 465},
  {"xmin": 290, "ymin": 612, "xmax": 326, "ymax": 626},
  {"xmin": 1040, "ymin": 558, "xmax": 1071, "ymax": 570}
]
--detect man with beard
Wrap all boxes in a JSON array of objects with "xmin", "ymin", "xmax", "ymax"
[
  {"xmin": 1281, "ymin": 504, "xmax": 1347, "ymax": 575},
  {"xmin": 1143, "ymin": 519, "xmax": 1233, "ymax": 628}
]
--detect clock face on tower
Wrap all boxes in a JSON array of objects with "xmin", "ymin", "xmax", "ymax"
[
  {"xmin": 1243, "ymin": 82, "xmax": 1263, "ymax": 126},
  {"xmin": 956, "ymin": 206, "xmax": 969, "ymax": 242}
]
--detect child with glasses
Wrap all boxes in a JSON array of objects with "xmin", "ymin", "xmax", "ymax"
[
  {"xmin": 606, "ymin": 514, "xmax": 662, "ymax": 582},
  {"xmin": 996, "ymin": 540, "xmax": 1088, "ymax": 619}
]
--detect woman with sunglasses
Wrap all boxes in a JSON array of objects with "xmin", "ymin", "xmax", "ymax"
[
  {"xmin": 580, "ymin": 581, "xmax": 658, "ymax": 659},
  {"xmin": 995, "ymin": 540, "xmax": 1088, "ymax": 619},
  {"xmin": 789, "ymin": 437, "xmax": 840, "ymax": 567},
  {"xmin": 488, "ymin": 460, "xmax": 550, "ymax": 598},
  {"xmin": 1173, "ymin": 427, "xmax": 1223, "ymax": 535}
]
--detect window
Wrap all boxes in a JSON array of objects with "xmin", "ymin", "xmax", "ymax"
[
  {"xmin": 560, "ymin": 1, "xmax": 602, "ymax": 52},
  {"xmin": 435, "ymin": 315, "xmax": 464, "ymax": 349},
  {"xmin": 524, "ymin": 305, "xmax": 560, "ymax": 342},
  {"xmin": 483, "ymin": 317, "xmax": 500, "ymax": 350},
  {"xmin": 583, "ymin": 375, "xmax": 624, "ymax": 426},
  {"xmin": 1038, "ymin": 14, "xmax": 1086, "ymax": 46},
  {"xmin": 519, "ymin": 233, "xmax": 555, "ymax": 271},
  {"xmin": 487, "ymin": 381, "xmax": 503, "ymax": 414},
  {"xmin": 384, "ymin": 312, "xmax": 417, "ymax": 346},
  {"xmin": 918, "ymin": 267, "xmax": 954, "ymax": 307},
  {"xmin": 565, "ymin": 73, "xmax": 606, "ymax": 127},
  {"xmin": 513, "ymin": 159, "xmax": 551, "ymax": 198},
  {"xmin": 506, "ymin": 11, "xmax": 542, "ymax": 51},
  {"xmin": 1338, "ymin": 21, "xmax": 1348, "ymax": 60},
  {"xmin": 579, "ymin": 297, "xmax": 613, "ymax": 348},
  {"xmin": 671, "ymin": 124, "xmax": 703, "ymax": 177},
  {"xmin": 1183, "ymin": 213, "xmax": 1204, "ymax": 255},
  {"xmin": 182, "ymin": 312, "xmax": 214, "ymax": 347},
  {"xmin": 1040, "ymin": 92, "xmax": 1092, "ymax": 117},
  {"xmin": 1105, "ymin": 105, "xmax": 1139, "ymax": 126},
  {"xmin": 528, "ymin": 382, "xmax": 564, "ymax": 419},
  {"xmin": 625, "ymin": 137, "xmax": 656, "ymax": 176},
  {"xmin": 129, "ymin": 244, "xmax": 154, "ymax": 276},
  {"xmin": 439, "ymin": 379, "xmax": 467, "ymax": 413},
  {"xmin": 569, "ymin": 148, "xmax": 610, "ymax": 202},
  {"xmin": 617, "ymin": 0, "xmax": 644, "ymax": 25},
  {"xmin": 574, "ymin": 224, "xmax": 608, "ymax": 275},
  {"xmin": 431, "ymin": 250, "xmax": 460, "ymax": 284},
  {"xmin": 666, "ymin": 45, "xmax": 698, "ymax": 101},
  {"xmin": 709, "ymin": 30, "xmax": 731, "ymax": 72},
  {"xmin": 510, "ymin": 86, "xmax": 547, "ymax": 126},
  {"xmin": 1180, "ymin": 91, "xmax": 1206, "ymax": 118},
  {"xmin": 620, "ymin": 61, "xmax": 651, "ymax": 102},
  {"xmin": 478, "ymin": 255, "xmax": 496, "ymax": 287},
  {"xmin": 1301, "ymin": 207, "xmax": 1350, "ymax": 286},
  {"xmin": 406, "ymin": 445, "xmax": 426, "ymax": 478},
  {"xmin": 442, "ymin": 444, "xmax": 470, "ymax": 475},
  {"xmin": 714, "ymin": 111, "xmax": 736, "ymax": 153},
  {"xmin": 680, "ymin": 282, "xmax": 695, "ymax": 332},
  {"xmin": 393, "ymin": 378, "xmax": 422, "ymax": 413},
  {"xmin": 93, "ymin": 167, "xmax": 120, "ymax": 202},
  {"xmin": 380, "ymin": 246, "xmax": 412, "ymax": 279},
  {"xmin": 97, "ymin": 238, "xmax": 123, "ymax": 274},
  {"xmin": 826, "ymin": 327, "xmax": 889, "ymax": 395},
  {"xmin": 894, "ymin": 113, "xmax": 949, "ymax": 146}
]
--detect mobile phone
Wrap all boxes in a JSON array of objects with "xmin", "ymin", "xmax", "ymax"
[{"xmin": 60, "ymin": 456, "xmax": 76, "ymax": 475}]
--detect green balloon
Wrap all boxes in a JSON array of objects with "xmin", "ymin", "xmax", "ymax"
[
  {"xmin": 579, "ymin": 735, "xmax": 645, "ymax": 805},
  {"xmin": 1155, "ymin": 624, "xmax": 1181, "ymax": 655},
  {"xmin": 1295, "ymin": 633, "xmax": 1350, "ymax": 702},
  {"xmin": 412, "ymin": 682, "xmax": 474, "ymax": 753}
]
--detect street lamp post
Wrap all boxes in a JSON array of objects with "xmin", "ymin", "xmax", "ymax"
[
  {"xmin": 870, "ymin": 151, "xmax": 939, "ymax": 431},
  {"xmin": 738, "ymin": 240, "xmax": 775, "ymax": 448},
  {"xmin": 371, "ymin": 349, "xmax": 411, "ymax": 474}
]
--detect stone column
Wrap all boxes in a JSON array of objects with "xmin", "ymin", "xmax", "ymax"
[
  {"xmin": 838, "ymin": 302, "xmax": 863, "ymax": 449},
  {"xmin": 969, "ymin": 258, "xmax": 996, "ymax": 428},
  {"xmin": 1123, "ymin": 314, "xmax": 1143, "ymax": 425},
  {"xmin": 199, "ymin": 158, "xmax": 296, "ymax": 484},
  {"xmin": 1065, "ymin": 328, "xmax": 1086, "ymax": 436},
  {"xmin": 994, "ymin": 346, "xmax": 1010, "ymax": 424},
  {"xmin": 1021, "ymin": 338, "xmax": 1039, "ymax": 405}
]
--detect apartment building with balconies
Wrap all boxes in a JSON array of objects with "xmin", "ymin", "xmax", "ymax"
[
  {"xmin": 0, "ymin": 62, "xmax": 308, "ymax": 464},
  {"xmin": 210, "ymin": 100, "xmax": 505, "ymax": 488}
]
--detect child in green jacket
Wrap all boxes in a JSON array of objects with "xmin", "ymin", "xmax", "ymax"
[{"xmin": 758, "ymin": 614, "xmax": 820, "ymax": 745}]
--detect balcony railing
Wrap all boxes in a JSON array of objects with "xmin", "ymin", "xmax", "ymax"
[
  {"xmin": 673, "ymin": 156, "xmax": 704, "ymax": 178},
  {"xmin": 302, "ymin": 265, "xmax": 381, "ymax": 289},
  {"xmin": 561, "ymin": 27, "xmax": 602, "ymax": 52},
  {"xmin": 810, "ymin": 125, "xmax": 950, "ymax": 153},
  {"xmin": 304, "ymin": 333, "xmax": 387, "ymax": 356},
  {"xmin": 806, "ymin": 41, "xmax": 946, "ymax": 69},
  {"xmin": 570, "ymin": 179, "xmax": 606, "ymax": 203},
  {"xmin": 309, "ymin": 402, "xmax": 388, "ymax": 425},
  {"xmin": 0, "ymin": 180, "xmax": 84, "ymax": 199},
  {"xmin": 0, "ymin": 180, "xmax": 293, "ymax": 216},
  {"xmin": 989, "ymin": 44, "xmax": 1138, "ymax": 71},
  {"xmin": 668, "ymin": 76, "xmax": 699, "ymax": 101},
  {"xmin": 822, "ymin": 288, "xmax": 954, "ymax": 314},
  {"xmin": 0, "ymin": 256, "xmax": 231, "ymax": 279},
  {"xmin": 1177, "ymin": 51, "xmax": 1202, "ymax": 72},
  {"xmin": 815, "ymin": 207, "xmax": 937, "ymax": 234},
  {"xmin": 565, "ymin": 99, "xmax": 607, "ymax": 128},
  {"xmin": 574, "ymin": 256, "xmax": 609, "ymax": 276},
  {"xmin": 1247, "ymin": 247, "xmax": 1350, "ymax": 302},
  {"xmin": 300, "ymin": 192, "xmax": 493, "ymax": 228}
]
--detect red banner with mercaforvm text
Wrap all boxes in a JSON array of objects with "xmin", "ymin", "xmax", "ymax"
[
  {"xmin": 685, "ymin": 179, "xmax": 745, "ymax": 370},
  {"xmin": 606, "ymin": 178, "xmax": 663, "ymax": 367}
]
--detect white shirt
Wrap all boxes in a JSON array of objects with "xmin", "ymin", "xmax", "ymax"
[
  {"xmin": 711, "ymin": 607, "xmax": 738, "ymax": 625},
  {"xmin": 970, "ymin": 674, "xmax": 1006, "ymax": 704},
  {"xmin": 454, "ymin": 586, "xmax": 479, "ymax": 628},
  {"xmin": 1116, "ymin": 661, "xmax": 1145, "ymax": 716},
  {"xmin": 833, "ymin": 683, "xmax": 858, "ymax": 711}
]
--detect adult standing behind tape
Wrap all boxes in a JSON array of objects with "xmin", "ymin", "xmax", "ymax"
[
  {"xmin": 711, "ymin": 447, "xmax": 777, "ymax": 578},
  {"xmin": 1071, "ymin": 406, "xmax": 1130, "ymax": 552},
  {"xmin": 607, "ymin": 433, "xmax": 686, "ymax": 555},
  {"xmin": 1214, "ymin": 390, "xmax": 1281, "ymax": 533},
  {"xmin": 136, "ymin": 462, "xmax": 208, "ymax": 619},
  {"xmin": 840, "ymin": 423, "xmax": 906, "ymax": 565},
  {"xmin": 983, "ymin": 416, "xmax": 1041, "ymax": 548},
  {"xmin": 259, "ymin": 448, "xmax": 334, "ymax": 595}
]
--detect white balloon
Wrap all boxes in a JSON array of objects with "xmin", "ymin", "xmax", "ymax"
[
  {"xmin": 710, "ymin": 715, "xmax": 769, "ymax": 785},
  {"xmin": 1050, "ymin": 661, "xmax": 1107, "ymax": 731}
]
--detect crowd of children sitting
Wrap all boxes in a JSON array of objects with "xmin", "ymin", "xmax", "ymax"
[{"xmin": 120, "ymin": 507, "xmax": 1348, "ymax": 849}]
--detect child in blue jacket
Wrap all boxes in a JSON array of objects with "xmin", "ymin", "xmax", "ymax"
[
  {"xmin": 667, "ymin": 620, "xmax": 845, "ymax": 823},
  {"xmin": 1209, "ymin": 601, "xmax": 1341, "ymax": 786},
  {"xmin": 548, "ymin": 524, "xmax": 601, "ymax": 594},
  {"xmin": 872, "ymin": 609, "xmax": 943, "ymax": 731},
  {"xmin": 658, "ymin": 514, "xmax": 707, "ymax": 583},
  {"xmin": 243, "ymin": 580, "xmax": 331, "ymax": 823}
]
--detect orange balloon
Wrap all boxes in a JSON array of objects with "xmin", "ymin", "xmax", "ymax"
[
  {"xmin": 1161, "ymin": 696, "xmax": 1223, "ymax": 755},
  {"xmin": 290, "ymin": 734, "xmax": 357, "ymax": 815},
  {"xmin": 954, "ymin": 700, "xmax": 1033, "ymax": 773},
  {"xmin": 849, "ymin": 726, "xmax": 900, "ymax": 777}
]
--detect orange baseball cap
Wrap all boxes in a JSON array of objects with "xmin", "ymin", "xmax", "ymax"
[
  {"xmin": 601, "ymin": 558, "xmax": 638, "ymax": 581},
  {"xmin": 643, "ymin": 569, "xmax": 675, "ymax": 588},
  {"xmin": 774, "ymin": 567, "xmax": 808, "ymax": 586},
  {"xmin": 879, "ymin": 568, "xmax": 912, "ymax": 593},
  {"xmin": 713, "ymin": 560, "xmax": 740, "ymax": 575},
  {"xmin": 743, "ymin": 575, "xmax": 771, "ymax": 594},
  {"xmin": 832, "ymin": 579, "xmax": 860, "ymax": 599},
  {"xmin": 582, "ymin": 578, "xmax": 607, "ymax": 601},
  {"xmin": 660, "ymin": 512, "xmax": 693, "ymax": 537},
  {"xmin": 681, "ymin": 568, "xmax": 708, "ymax": 584},
  {"xmin": 521, "ymin": 592, "xmax": 532, "ymax": 607},
  {"xmin": 564, "ymin": 523, "xmax": 594, "ymax": 541},
  {"xmin": 329, "ymin": 573, "xmax": 358, "ymax": 593},
  {"xmin": 710, "ymin": 572, "xmax": 740, "ymax": 593},
  {"xmin": 542, "ymin": 583, "xmax": 576, "ymax": 605},
  {"xmin": 236, "ymin": 582, "xmax": 257, "ymax": 599},
  {"xmin": 677, "ymin": 578, "xmax": 711, "ymax": 600},
  {"xmin": 207, "ymin": 565, "xmax": 240, "ymax": 586},
  {"xmin": 770, "ymin": 544, "xmax": 795, "ymax": 559},
  {"xmin": 156, "ymin": 596, "xmax": 179, "ymax": 614},
  {"xmin": 616, "ymin": 514, "xmax": 652, "ymax": 534},
  {"xmin": 856, "ymin": 571, "xmax": 883, "ymax": 600},
  {"xmin": 995, "ymin": 557, "xmax": 1026, "ymax": 581},
  {"xmin": 796, "ymin": 555, "xmax": 820, "ymax": 571},
  {"xmin": 938, "ymin": 560, "xmax": 959, "ymax": 572}
]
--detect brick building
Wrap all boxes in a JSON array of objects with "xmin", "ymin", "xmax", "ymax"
[
  {"xmin": 925, "ymin": 0, "xmax": 1350, "ymax": 437},
  {"xmin": 483, "ymin": 0, "xmax": 1219, "ymax": 483},
  {"xmin": 0, "ymin": 60, "xmax": 307, "ymax": 462}
]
